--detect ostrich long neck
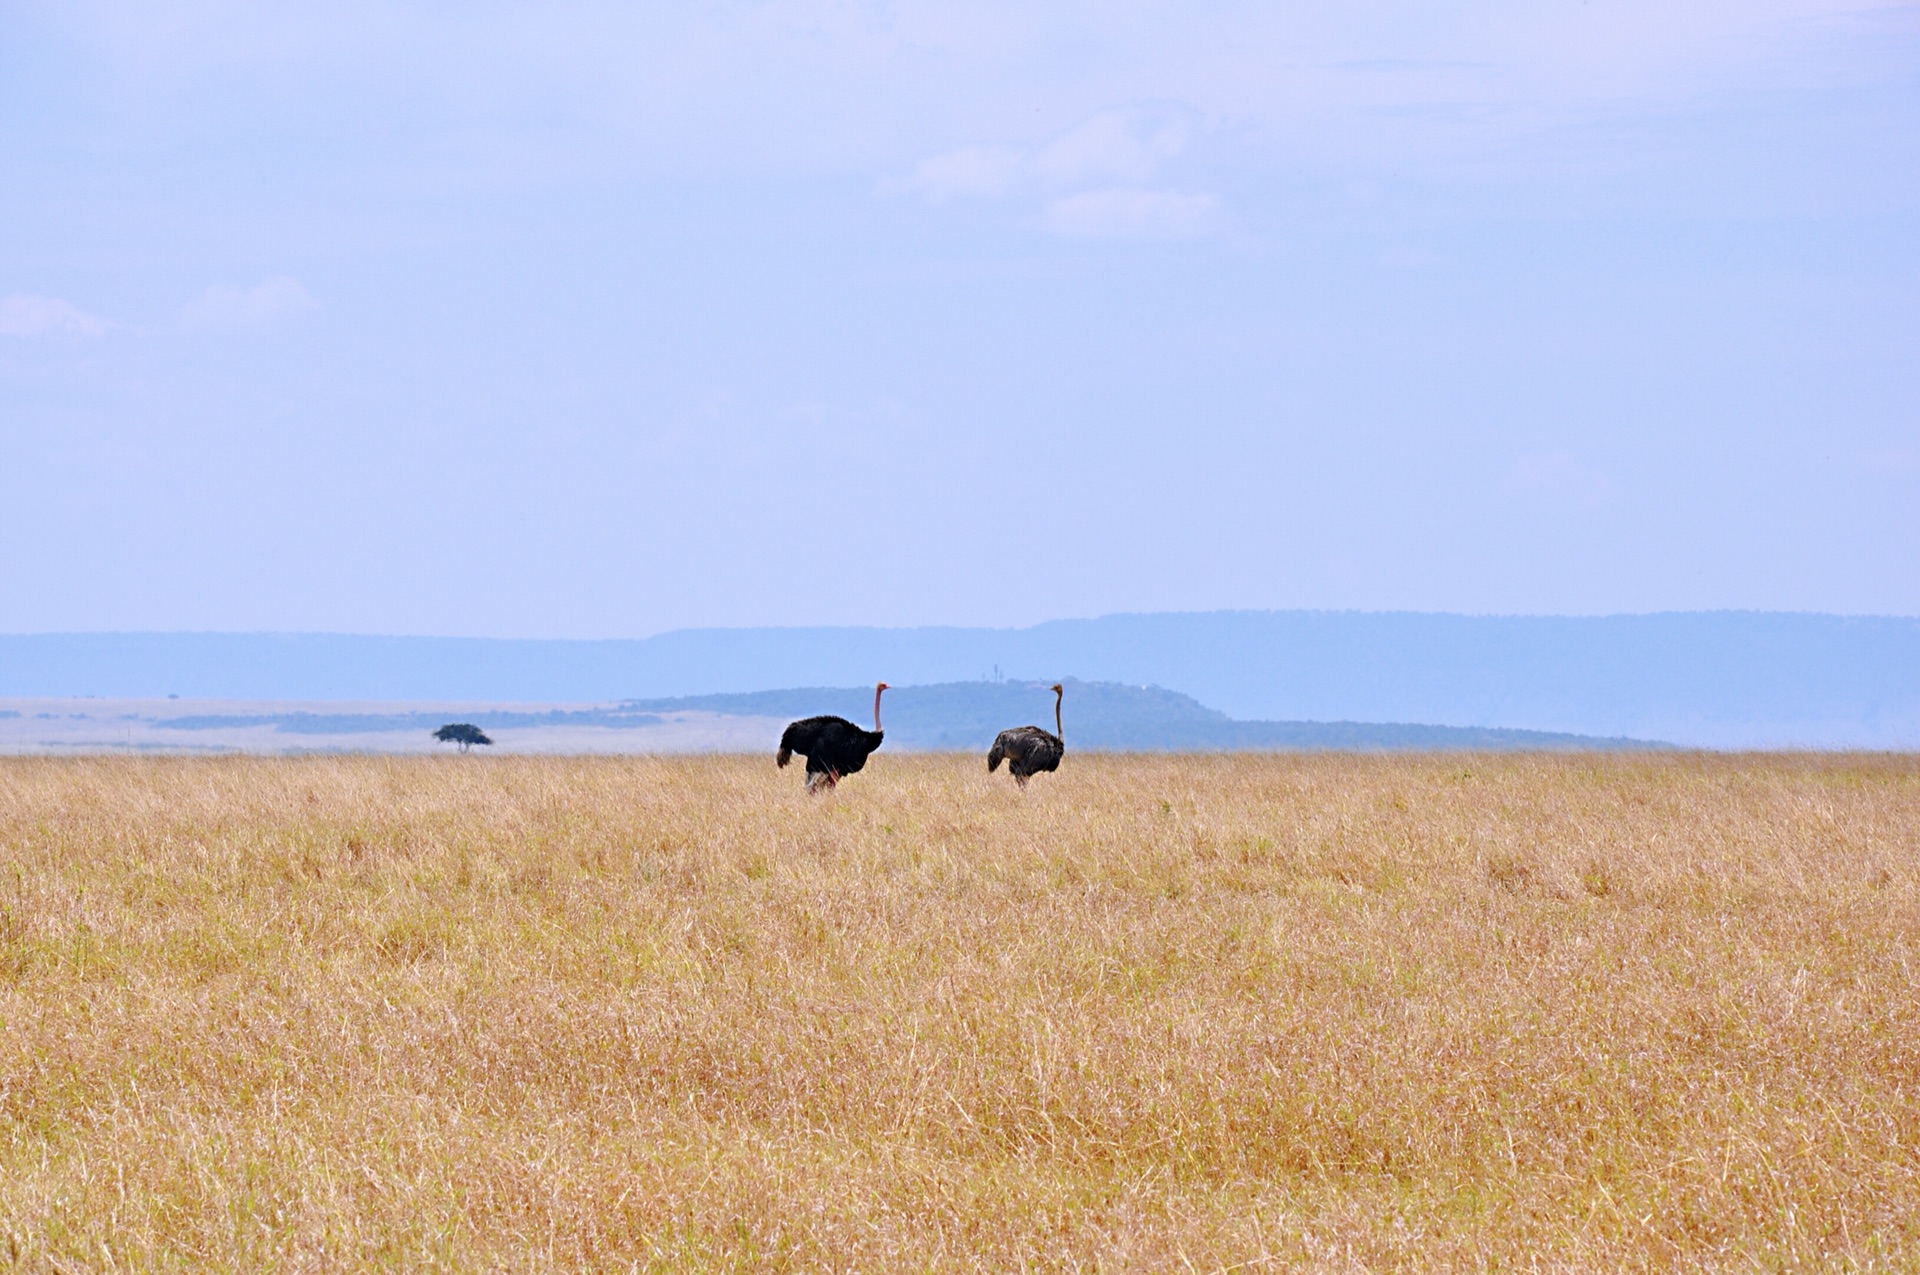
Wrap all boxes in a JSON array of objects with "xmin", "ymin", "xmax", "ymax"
[
  {"xmin": 873, "ymin": 686, "xmax": 886, "ymax": 733},
  {"xmin": 1055, "ymin": 689, "xmax": 1064, "ymax": 741}
]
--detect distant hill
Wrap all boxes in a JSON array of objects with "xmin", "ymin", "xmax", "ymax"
[
  {"xmin": 3, "ymin": 610, "xmax": 1916, "ymax": 747},
  {"xmin": 132, "ymin": 679, "xmax": 1651, "ymax": 751},
  {"xmin": 621, "ymin": 680, "xmax": 1656, "ymax": 751}
]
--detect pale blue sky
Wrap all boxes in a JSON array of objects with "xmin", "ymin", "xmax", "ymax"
[{"xmin": 2, "ymin": 1, "xmax": 1916, "ymax": 636}]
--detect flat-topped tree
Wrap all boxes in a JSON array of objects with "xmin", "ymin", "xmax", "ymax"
[{"xmin": 433, "ymin": 723, "xmax": 492, "ymax": 753}]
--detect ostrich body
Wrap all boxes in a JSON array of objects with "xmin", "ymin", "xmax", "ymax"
[
  {"xmin": 777, "ymin": 682, "xmax": 888, "ymax": 793},
  {"xmin": 988, "ymin": 683, "xmax": 1064, "ymax": 787}
]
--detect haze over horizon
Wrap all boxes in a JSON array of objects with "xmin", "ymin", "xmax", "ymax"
[
  {"xmin": 4, "ymin": 3, "xmax": 1917, "ymax": 639},
  {"xmin": 6, "ymin": 613, "xmax": 1916, "ymax": 747}
]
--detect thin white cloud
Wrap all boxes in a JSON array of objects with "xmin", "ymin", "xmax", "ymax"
[
  {"xmin": 178, "ymin": 276, "xmax": 315, "ymax": 330},
  {"xmin": 1041, "ymin": 187, "xmax": 1225, "ymax": 240},
  {"xmin": 890, "ymin": 103, "xmax": 1227, "ymax": 239},
  {"xmin": 1029, "ymin": 104, "xmax": 1197, "ymax": 189},
  {"xmin": 894, "ymin": 103, "xmax": 1202, "ymax": 202},
  {"xmin": 890, "ymin": 144, "xmax": 1026, "ymax": 201},
  {"xmin": 0, "ymin": 294, "xmax": 110, "ymax": 337}
]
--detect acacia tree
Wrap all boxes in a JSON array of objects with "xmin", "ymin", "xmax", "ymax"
[{"xmin": 433, "ymin": 723, "xmax": 493, "ymax": 753}]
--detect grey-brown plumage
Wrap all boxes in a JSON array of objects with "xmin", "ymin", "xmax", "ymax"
[
  {"xmin": 777, "ymin": 682, "xmax": 888, "ymax": 793},
  {"xmin": 988, "ymin": 683, "xmax": 1064, "ymax": 787}
]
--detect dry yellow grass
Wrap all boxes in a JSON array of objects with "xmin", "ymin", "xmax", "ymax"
[{"xmin": 0, "ymin": 753, "xmax": 1916, "ymax": 1271}]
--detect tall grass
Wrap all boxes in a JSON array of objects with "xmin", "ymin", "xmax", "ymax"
[{"xmin": 1, "ymin": 753, "xmax": 1915, "ymax": 1270}]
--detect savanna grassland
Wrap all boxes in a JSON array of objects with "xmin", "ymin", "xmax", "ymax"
[{"xmin": 0, "ymin": 754, "xmax": 1916, "ymax": 1272}]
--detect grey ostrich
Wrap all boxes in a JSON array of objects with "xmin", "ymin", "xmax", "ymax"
[{"xmin": 988, "ymin": 683, "xmax": 1064, "ymax": 787}]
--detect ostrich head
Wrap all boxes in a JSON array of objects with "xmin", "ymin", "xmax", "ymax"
[{"xmin": 873, "ymin": 681, "xmax": 890, "ymax": 731}]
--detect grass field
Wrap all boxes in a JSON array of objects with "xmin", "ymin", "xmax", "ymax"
[{"xmin": 1, "ymin": 753, "xmax": 1916, "ymax": 1271}]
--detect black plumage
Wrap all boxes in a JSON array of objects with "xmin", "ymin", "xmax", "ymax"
[
  {"xmin": 988, "ymin": 683, "xmax": 1065, "ymax": 786},
  {"xmin": 777, "ymin": 682, "xmax": 888, "ymax": 793}
]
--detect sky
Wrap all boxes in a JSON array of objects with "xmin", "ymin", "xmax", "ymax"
[{"xmin": 2, "ymin": 0, "xmax": 1916, "ymax": 638}]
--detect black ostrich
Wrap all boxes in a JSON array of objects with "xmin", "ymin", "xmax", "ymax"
[
  {"xmin": 777, "ymin": 682, "xmax": 889, "ymax": 794},
  {"xmin": 988, "ymin": 683, "xmax": 1064, "ymax": 787}
]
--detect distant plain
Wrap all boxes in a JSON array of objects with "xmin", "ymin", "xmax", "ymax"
[
  {"xmin": 0, "ymin": 682, "xmax": 1653, "ymax": 757},
  {"xmin": 1, "ymin": 752, "xmax": 1914, "ymax": 1269},
  {"xmin": 0, "ymin": 698, "xmax": 783, "ymax": 755}
]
